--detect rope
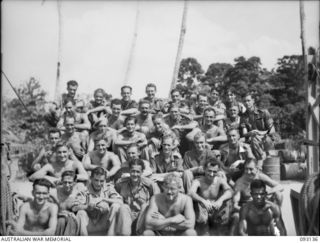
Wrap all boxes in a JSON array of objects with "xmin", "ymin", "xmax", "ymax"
[{"xmin": 1, "ymin": 71, "xmax": 29, "ymax": 113}]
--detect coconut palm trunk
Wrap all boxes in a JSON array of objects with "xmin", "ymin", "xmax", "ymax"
[
  {"xmin": 168, "ymin": 0, "xmax": 189, "ymax": 98},
  {"xmin": 123, "ymin": 1, "xmax": 140, "ymax": 85}
]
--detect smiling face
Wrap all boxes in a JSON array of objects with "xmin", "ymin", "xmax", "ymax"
[
  {"xmin": 170, "ymin": 106, "xmax": 180, "ymax": 120},
  {"xmin": 211, "ymin": 89, "xmax": 219, "ymax": 103},
  {"xmin": 203, "ymin": 110, "xmax": 215, "ymax": 126},
  {"xmin": 94, "ymin": 92, "xmax": 104, "ymax": 105},
  {"xmin": 56, "ymin": 145, "xmax": 69, "ymax": 164},
  {"xmin": 227, "ymin": 91, "xmax": 236, "ymax": 102},
  {"xmin": 125, "ymin": 119, "xmax": 136, "ymax": 133},
  {"xmin": 111, "ymin": 104, "xmax": 122, "ymax": 117},
  {"xmin": 127, "ymin": 146, "xmax": 140, "ymax": 160},
  {"xmin": 130, "ymin": 164, "xmax": 143, "ymax": 183},
  {"xmin": 198, "ymin": 95, "xmax": 208, "ymax": 109},
  {"xmin": 32, "ymin": 185, "xmax": 49, "ymax": 206},
  {"xmin": 96, "ymin": 139, "xmax": 107, "ymax": 155},
  {"xmin": 146, "ymin": 86, "xmax": 156, "ymax": 100},
  {"xmin": 64, "ymin": 101, "xmax": 74, "ymax": 116},
  {"xmin": 244, "ymin": 161, "xmax": 258, "ymax": 179},
  {"xmin": 153, "ymin": 118, "xmax": 164, "ymax": 132},
  {"xmin": 171, "ymin": 91, "xmax": 181, "ymax": 103},
  {"xmin": 139, "ymin": 103, "xmax": 150, "ymax": 117},
  {"xmin": 121, "ymin": 87, "xmax": 132, "ymax": 102},
  {"xmin": 64, "ymin": 117, "xmax": 75, "ymax": 134},
  {"xmin": 97, "ymin": 123, "xmax": 107, "ymax": 133}
]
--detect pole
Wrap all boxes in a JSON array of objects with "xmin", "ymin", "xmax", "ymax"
[
  {"xmin": 55, "ymin": 0, "xmax": 62, "ymax": 105},
  {"xmin": 123, "ymin": 1, "xmax": 140, "ymax": 85},
  {"xmin": 168, "ymin": 0, "xmax": 189, "ymax": 98}
]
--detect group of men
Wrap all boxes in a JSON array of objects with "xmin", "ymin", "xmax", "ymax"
[{"xmin": 7, "ymin": 80, "xmax": 286, "ymax": 236}]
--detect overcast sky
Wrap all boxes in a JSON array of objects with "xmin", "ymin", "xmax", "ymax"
[{"xmin": 2, "ymin": 0, "xmax": 319, "ymax": 101}]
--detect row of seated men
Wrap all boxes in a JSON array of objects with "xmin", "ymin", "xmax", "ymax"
[
  {"xmin": 8, "ymin": 154, "xmax": 285, "ymax": 236},
  {"xmin": 7, "ymin": 80, "xmax": 283, "ymax": 236}
]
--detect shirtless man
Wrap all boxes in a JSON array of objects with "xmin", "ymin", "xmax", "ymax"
[
  {"xmin": 114, "ymin": 116, "xmax": 148, "ymax": 163},
  {"xmin": 231, "ymin": 158, "xmax": 284, "ymax": 235},
  {"xmin": 29, "ymin": 141, "xmax": 88, "ymax": 186},
  {"xmin": 57, "ymin": 99, "xmax": 91, "ymax": 134},
  {"xmin": 183, "ymin": 132, "xmax": 218, "ymax": 193},
  {"xmin": 143, "ymin": 173, "xmax": 197, "ymax": 236},
  {"xmin": 120, "ymin": 85, "xmax": 139, "ymax": 113},
  {"xmin": 55, "ymin": 171, "xmax": 87, "ymax": 235},
  {"xmin": 187, "ymin": 107, "xmax": 227, "ymax": 149},
  {"xmin": 115, "ymin": 159, "xmax": 160, "ymax": 235},
  {"xmin": 239, "ymin": 179, "xmax": 285, "ymax": 236},
  {"xmin": 60, "ymin": 116, "xmax": 88, "ymax": 160},
  {"xmin": 7, "ymin": 178, "xmax": 58, "ymax": 236},
  {"xmin": 107, "ymin": 99, "xmax": 124, "ymax": 130},
  {"xmin": 190, "ymin": 93, "xmax": 210, "ymax": 121},
  {"xmin": 31, "ymin": 128, "xmax": 62, "ymax": 171},
  {"xmin": 87, "ymin": 118, "xmax": 117, "ymax": 152},
  {"xmin": 189, "ymin": 160, "xmax": 233, "ymax": 235},
  {"xmin": 140, "ymin": 83, "xmax": 164, "ymax": 114},
  {"xmin": 83, "ymin": 137, "xmax": 121, "ymax": 180},
  {"xmin": 135, "ymin": 100, "xmax": 154, "ymax": 136}
]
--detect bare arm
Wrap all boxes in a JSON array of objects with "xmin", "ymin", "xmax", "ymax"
[
  {"xmin": 189, "ymin": 180, "xmax": 206, "ymax": 204},
  {"xmin": 29, "ymin": 164, "xmax": 52, "ymax": 181},
  {"xmin": 260, "ymin": 173, "xmax": 284, "ymax": 194},
  {"xmin": 120, "ymin": 108, "xmax": 139, "ymax": 116},
  {"xmin": 86, "ymin": 106, "xmax": 112, "ymax": 115},
  {"xmin": 238, "ymin": 205, "xmax": 248, "ymax": 236},
  {"xmin": 30, "ymin": 148, "xmax": 46, "ymax": 169},
  {"xmin": 145, "ymin": 196, "xmax": 173, "ymax": 230},
  {"xmin": 114, "ymin": 134, "xmax": 136, "ymax": 147},
  {"xmin": 74, "ymin": 161, "xmax": 89, "ymax": 182},
  {"xmin": 82, "ymin": 153, "xmax": 97, "ymax": 171},
  {"xmin": 142, "ymin": 160, "xmax": 153, "ymax": 177},
  {"xmin": 217, "ymin": 179, "xmax": 233, "ymax": 203},
  {"xmin": 74, "ymin": 113, "xmax": 91, "ymax": 131},
  {"xmin": 271, "ymin": 203, "xmax": 285, "ymax": 235},
  {"xmin": 233, "ymin": 190, "xmax": 241, "ymax": 212},
  {"xmin": 174, "ymin": 196, "xmax": 196, "ymax": 230},
  {"xmin": 105, "ymin": 154, "xmax": 121, "ymax": 178},
  {"xmin": 207, "ymin": 127, "xmax": 227, "ymax": 143}
]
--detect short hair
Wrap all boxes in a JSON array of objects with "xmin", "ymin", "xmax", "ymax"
[
  {"xmin": 227, "ymin": 127, "xmax": 240, "ymax": 135},
  {"xmin": 55, "ymin": 141, "xmax": 70, "ymax": 151},
  {"xmin": 227, "ymin": 88, "xmax": 236, "ymax": 95},
  {"xmin": 61, "ymin": 170, "xmax": 77, "ymax": 181},
  {"xmin": 197, "ymin": 93, "xmax": 208, "ymax": 100},
  {"xmin": 129, "ymin": 158, "xmax": 145, "ymax": 171},
  {"xmin": 33, "ymin": 178, "xmax": 52, "ymax": 190},
  {"xmin": 48, "ymin": 128, "xmax": 61, "ymax": 137},
  {"xmin": 67, "ymin": 80, "xmax": 78, "ymax": 87},
  {"xmin": 162, "ymin": 133, "xmax": 174, "ymax": 144},
  {"xmin": 170, "ymin": 88, "xmax": 180, "ymax": 96},
  {"xmin": 64, "ymin": 116, "xmax": 75, "ymax": 124},
  {"xmin": 146, "ymin": 83, "xmax": 157, "ymax": 91},
  {"xmin": 203, "ymin": 107, "xmax": 216, "ymax": 115},
  {"xmin": 127, "ymin": 143, "xmax": 140, "ymax": 153},
  {"xmin": 111, "ymin": 98, "xmax": 122, "ymax": 107},
  {"xmin": 168, "ymin": 103, "xmax": 180, "ymax": 112},
  {"xmin": 243, "ymin": 92, "xmax": 255, "ymax": 100},
  {"xmin": 94, "ymin": 136, "xmax": 109, "ymax": 146},
  {"xmin": 152, "ymin": 112, "xmax": 164, "ymax": 122},
  {"xmin": 194, "ymin": 131, "xmax": 206, "ymax": 142},
  {"xmin": 94, "ymin": 88, "xmax": 106, "ymax": 97},
  {"xmin": 64, "ymin": 97, "xmax": 76, "ymax": 106},
  {"xmin": 210, "ymin": 87, "xmax": 219, "ymax": 93},
  {"xmin": 163, "ymin": 173, "xmax": 181, "ymax": 188},
  {"xmin": 244, "ymin": 158, "xmax": 258, "ymax": 166},
  {"xmin": 250, "ymin": 179, "xmax": 266, "ymax": 191},
  {"xmin": 124, "ymin": 116, "xmax": 137, "ymax": 125},
  {"xmin": 121, "ymin": 85, "xmax": 132, "ymax": 92},
  {"xmin": 139, "ymin": 99, "xmax": 151, "ymax": 108},
  {"xmin": 91, "ymin": 167, "xmax": 106, "ymax": 178},
  {"xmin": 204, "ymin": 158, "xmax": 221, "ymax": 169}
]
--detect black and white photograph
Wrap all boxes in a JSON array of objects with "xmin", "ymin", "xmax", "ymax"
[{"xmin": 1, "ymin": 0, "xmax": 319, "ymax": 238}]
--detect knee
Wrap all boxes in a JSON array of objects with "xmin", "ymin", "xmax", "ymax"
[
  {"xmin": 182, "ymin": 229, "xmax": 197, "ymax": 236},
  {"xmin": 110, "ymin": 203, "xmax": 121, "ymax": 212},
  {"xmin": 142, "ymin": 230, "xmax": 155, "ymax": 236}
]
